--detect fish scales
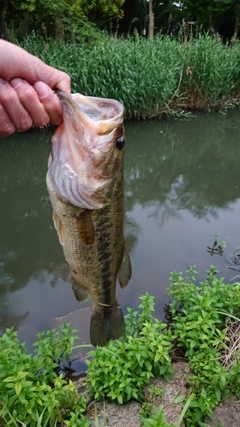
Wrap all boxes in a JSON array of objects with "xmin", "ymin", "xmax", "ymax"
[
  {"xmin": 47, "ymin": 173, "xmax": 124, "ymax": 306},
  {"xmin": 47, "ymin": 92, "xmax": 131, "ymax": 347}
]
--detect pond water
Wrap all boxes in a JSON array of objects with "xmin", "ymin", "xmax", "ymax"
[{"xmin": 1, "ymin": 111, "xmax": 240, "ymax": 355}]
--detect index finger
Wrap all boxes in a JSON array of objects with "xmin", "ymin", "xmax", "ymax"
[{"xmin": 34, "ymin": 81, "xmax": 63, "ymax": 125}]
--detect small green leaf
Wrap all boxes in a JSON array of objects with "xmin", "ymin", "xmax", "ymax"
[
  {"xmin": 15, "ymin": 382, "xmax": 22, "ymax": 395},
  {"xmin": 174, "ymin": 394, "xmax": 185, "ymax": 404}
]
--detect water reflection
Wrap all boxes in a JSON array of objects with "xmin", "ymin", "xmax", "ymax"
[
  {"xmin": 0, "ymin": 113, "xmax": 240, "ymax": 348},
  {"xmin": 123, "ymin": 113, "xmax": 240, "ymax": 310},
  {"xmin": 124, "ymin": 114, "xmax": 240, "ymax": 219}
]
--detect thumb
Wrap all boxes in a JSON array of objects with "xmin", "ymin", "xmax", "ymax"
[
  {"xmin": 31, "ymin": 60, "xmax": 71, "ymax": 94},
  {"xmin": 0, "ymin": 40, "xmax": 71, "ymax": 94}
]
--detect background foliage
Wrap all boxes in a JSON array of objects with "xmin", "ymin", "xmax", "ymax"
[
  {"xmin": 10, "ymin": 34, "xmax": 240, "ymax": 118},
  {"xmin": 0, "ymin": 0, "xmax": 240, "ymax": 40}
]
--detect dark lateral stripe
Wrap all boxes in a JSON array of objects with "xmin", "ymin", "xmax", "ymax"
[
  {"xmin": 98, "ymin": 239, "xmax": 112, "ymax": 308},
  {"xmin": 95, "ymin": 204, "xmax": 114, "ymax": 313},
  {"xmin": 99, "ymin": 229, "xmax": 109, "ymax": 239},
  {"xmin": 101, "ymin": 263, "xmax": 110, "ymax": 276},
  {"xmin": 102, "ymin": 272, "xmax": 111, "ymax": 282},
  {"xmin": 102, "ymin": 278, "xmax": 112, "ymax": 311},
  {"xmin": 98, "ymin": 241, "xmax": 110, "ymax": 253},
  {"xmin": 98, "ymin": 252, "xmax": 110, "ymax": 263}
]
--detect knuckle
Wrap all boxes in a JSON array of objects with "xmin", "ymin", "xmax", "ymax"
[
  {"xmin": 1, "ymin": 90, "xmax": 16, "ymax": 105},
  {"xmin": 64, "ymin": 73, "xmax": 71, "ymax": 84},
  {"xmin": 18, "ymin": 114, "xmax": 32, "ymax": 131},
  {"xmin": 0, "ymin": 104, "xmax": 15, "ymax": 136},
  {"xmin": 20, "ymin": 86, "xmax": 34, "ymax": 101},
  {"xmin": 1, "ymin": 122, "xmax": 15, "ymax": 136}
]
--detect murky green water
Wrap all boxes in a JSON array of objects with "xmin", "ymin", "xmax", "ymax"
[{"xmin": 1, "ymin": 112, "xmax": 240, "ymax": 351}]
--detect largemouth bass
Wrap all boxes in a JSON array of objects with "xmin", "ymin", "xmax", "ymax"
[{"xmin": 46, "ymin": 92, "xmax": 131, "ymax": 347}]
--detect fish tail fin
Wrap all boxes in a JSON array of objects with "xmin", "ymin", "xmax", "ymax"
[{"xmin": 90, "ymin": 304, "xmax": 125, "ymax": 347}]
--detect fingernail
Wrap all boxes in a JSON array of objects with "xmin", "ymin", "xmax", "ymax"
[
  {"xmin": 0, "ymin": 78, "xmax": 7, "ymax": 87},
  {"xmin": 34, "ymin": 81, "xmax": 51, "ymax": 98},
  {"xmin": 11, "ymin": 78, "xmax": 26, "ymax": 89}
]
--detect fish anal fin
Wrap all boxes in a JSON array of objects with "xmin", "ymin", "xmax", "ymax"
[
  {"xmin": 90, "ymin": 305, "xmax": 125, "ymax": 347},
  {"xmin": 53, "ymin": 212, "xmax": 65, "ymax": 246},
  {"xmin": 71, "ymin": 279, "xmax": 89, "ymax": 303},
  {"xmin": 117, "ymin": 244, "xmax": 132, "ymax": 289},
  {"xmin": 75, "ymin": 210, "xmax": 95, "ymax": 245}
]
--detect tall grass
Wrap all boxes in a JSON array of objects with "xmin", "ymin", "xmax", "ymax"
[
  {"xmin": 180, "ymin": 36, "xmax": 240, "ymax": 109},
  {"xmin": 16, "ymin": 35, "xmax": 240, "ymax": 118}
]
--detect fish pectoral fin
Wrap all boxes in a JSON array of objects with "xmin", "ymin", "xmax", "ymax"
[
  {"xmin": 117, "ymin": 244, "xmax": 132, "ymax": 289},
  {"xmin": 75, "ymin": 209, "xmax": 95, "ymax": 246},
  {"xmin": 52, "ymin": 212, "xmax": 65, "ymax": 246}
]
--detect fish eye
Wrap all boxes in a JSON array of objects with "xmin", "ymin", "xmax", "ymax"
[{"xmin": 116, "ymin": 136, "xmax": 125, "ymax": 150}]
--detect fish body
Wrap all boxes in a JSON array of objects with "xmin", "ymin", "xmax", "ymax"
[{"xmin": 47, "ymin": 93, "xmax": 131, "ymax": 347}]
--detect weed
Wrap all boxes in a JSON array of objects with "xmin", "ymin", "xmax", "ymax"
[
  {"xmin": 141, "ymin": 405, "xmax": 173, "ymax": 426},
  {"xmin": 226, "ymin": 246, "xmax": 240, "ymax": 280},
  {"xmin": 148, "ymin": 386, "xmax": 165, "ymax": 398},
  {"xmin": 140, "ymin": 394, "xmax": 194, "ymax": 427},
  {"xmin": 1, "ymin": 268, "xmax": 240, "ymax": 426},
  {"xmin": 0, "ymin": 324, "xmax": 90, "ymax": 426},
  {"xmin": 86, "ymin": 293, "xmax": 173, "ymax": 404},
  {"xmin": 169, "ymin": 266, "xmax": 240, "ymax": 426},
  {"xmin": 207, "ymin": 232, "xmax": 226, "ymax": 256},
  {"xmin": 94, "ymin": 403, "xmax": 107, "ymax": 427}
]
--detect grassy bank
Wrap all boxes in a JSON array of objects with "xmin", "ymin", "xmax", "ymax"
[
  {"xmin": 1, "ymin": 266, "xmax": 240, "ymax": 426},
  {"xmin": 13, "ymin": 35, "xmax": 240, "ymax": 118}
]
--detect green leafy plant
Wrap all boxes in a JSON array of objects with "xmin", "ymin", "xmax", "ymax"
[
  {"xmin": 0, "ymin": 324, "xmax": 90, "ymax": 426},
  {"xmin": 148, "ymin": 386, "xmax": 165, "ymax": 398},
  {"xmin": 141, "ymin": 405, "xmax": 173, "ymax": 427},
  {"xmin": 1, "ymin": 267, "xmax": 240, "ymax": 427},
  {"xmin": 86, "ymin": 293, "xmax": 173, "ymax": 404},
  {"xmin": 93, "ymin": 402, "xmax": 107, "ymax": 427},
  {"xmin": 169, "ymin": 265, "xmax": 240, "ymax": 426},
  {"xmin": 140, "ymin": 394, "xmax": 194, "ymax": 427}
]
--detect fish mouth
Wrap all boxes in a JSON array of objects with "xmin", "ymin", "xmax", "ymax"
[{"xmin": 57, "ymin": 91, "xmax": 123, "ymax": 135}]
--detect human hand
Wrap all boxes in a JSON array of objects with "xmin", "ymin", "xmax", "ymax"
[{"xmin": 0, "ymin": 40, "xmax": 71, "ymax": 137}]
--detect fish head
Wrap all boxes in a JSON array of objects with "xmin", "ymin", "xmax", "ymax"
[{"xmin": 47, "ymin": 92, "xmax": 124, "ymax": 209}]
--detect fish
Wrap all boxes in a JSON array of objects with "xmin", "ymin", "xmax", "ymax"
[{"xmin": 46, "ymin": 92, "xmax": 131, "ymax": 347}]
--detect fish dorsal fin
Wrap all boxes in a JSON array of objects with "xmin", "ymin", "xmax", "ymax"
[
  {"xmin": 118, "ymin": 244, "xmax": 132, "ymax": 289},
  {"xmin": 75, "ymin": 210, "xmax": 95, "ymax": 245}
]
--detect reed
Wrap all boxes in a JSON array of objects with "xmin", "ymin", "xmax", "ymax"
[{"xmin": 17, "ymin": 35, "xmax": 240, "ymax": 118}]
